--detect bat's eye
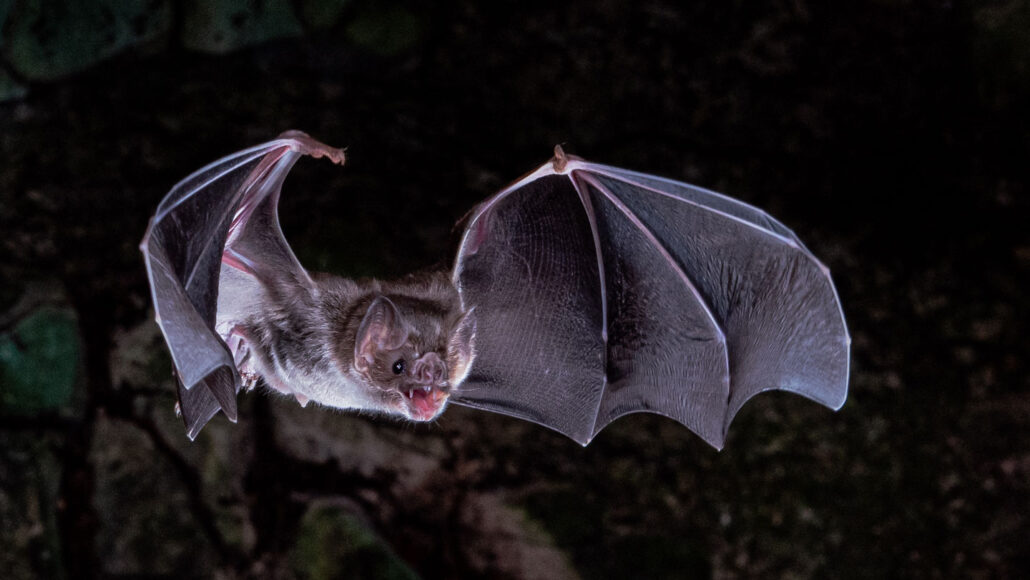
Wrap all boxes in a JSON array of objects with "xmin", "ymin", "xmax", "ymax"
[{"xmin": 392, "ymin": 359, "xmax": 406, "ymax": 375}]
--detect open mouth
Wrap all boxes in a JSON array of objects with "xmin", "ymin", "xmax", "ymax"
[{"xmin": 401, "ymin": 386, "xmax": 449, "ymax": 421}]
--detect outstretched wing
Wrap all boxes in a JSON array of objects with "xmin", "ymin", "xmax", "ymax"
[
  {"xmin": 451, "ymin": 149, "xmax": 849, "ymax": 449},
  {"xmin": 140, "ymin": 131, "xmax": 345, "ymax": 439}
]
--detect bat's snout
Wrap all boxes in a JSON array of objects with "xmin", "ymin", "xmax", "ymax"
[
  {"xmin": 402, "ymin": 353, "xmax": 450, "ymax": 421},
  {"xmin": 412, "ymin": 352, "xmax": 446, "ymax": 386}
]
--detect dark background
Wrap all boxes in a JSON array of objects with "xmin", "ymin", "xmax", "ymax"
[{"xmin": 1, "ymin": 1, "xmax": 1027, "ymax": 578}]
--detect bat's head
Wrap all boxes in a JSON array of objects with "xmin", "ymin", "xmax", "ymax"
[{"xmin": 352, "ymin": 295, "xmax": 475, "ymax": 421}]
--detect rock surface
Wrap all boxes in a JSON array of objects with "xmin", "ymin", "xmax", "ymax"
[{"xmin": 0, "ymin": 1, "xmax": 1027, "ymax": 578}]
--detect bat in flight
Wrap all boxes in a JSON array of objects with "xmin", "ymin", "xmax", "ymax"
[{"xmin": 141, "ymin": 131, "xmax": 849, "ymax": 449}]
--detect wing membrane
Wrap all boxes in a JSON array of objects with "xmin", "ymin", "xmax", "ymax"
[
  {"xmin": 140, "ymin": 132, "xmax": 344, "ymax": 439},
  {"xmin": 452, "ymin": 175, "xmax": 607, "ymax": 444},
  {"xmin": 453, "ymin": 157, "xmax": 849, "ymax": 448}
]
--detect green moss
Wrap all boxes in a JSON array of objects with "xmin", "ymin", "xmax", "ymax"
[
  {"xmin": 0, "ymin": 0, "xmax": 26, "ymax": 101},
  {"xmin": 0, "ymin": 307, "xmax": 80, "ymax": 414},
  {"xmin": 291, "ymin": 504, "xmax": 419, "ymax": 580},
  {"xmin": 3, "ymin": 0, "xmax": 172, "ymax": 81},
  {"xmin": 345, "ymin": 3, "xmax": 423, "ymax": 56},
  {"xmin": 299, "ymin": 0, "xmax": 351, "ymax": 32},
  {"xmin": 181, "ymin": 0, "xmax": 303, "ymax": 54},
  {"xmin": 0, "ymin": 69, "xmax": 27, "ymax": 102}
]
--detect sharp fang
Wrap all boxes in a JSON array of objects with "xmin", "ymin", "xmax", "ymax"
[{"xmin": 407, "ymin": 389, "xmax": 413, "ymax": 399}]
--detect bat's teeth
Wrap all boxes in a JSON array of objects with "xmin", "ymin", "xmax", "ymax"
[
  {"xmin": 422, "ymin": 386, "xmax": 431, "ymax": 392},
  {"xmin": 407, "ymin": 389, "xmax": 413, "ymax": 399}
]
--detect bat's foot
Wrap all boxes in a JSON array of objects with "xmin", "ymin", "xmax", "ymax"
[
  {"xmin": 227, "ymin": 325, "xmax": 261, "ymax": 392},
  {"xmin": 241, "ymin": 372, "xmax": 259, "ymax": 391}
]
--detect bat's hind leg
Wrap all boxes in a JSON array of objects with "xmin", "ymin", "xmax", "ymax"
[
  {"xmin": 224, "ymin": 325, "xmax": 309, "ymax": 407},
  {"xmin": 226, "ymin": 326, "xmax": 260, "ymax": 392}
]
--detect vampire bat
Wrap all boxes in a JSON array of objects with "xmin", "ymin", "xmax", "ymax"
[{"xmin": 141, "ymin": 131, "xmax": 849, "ymax": 449}]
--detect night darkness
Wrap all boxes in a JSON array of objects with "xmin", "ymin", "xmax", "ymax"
[{"xmin": 0, "ymin": 1, "xmax": 1027, "ymax": 578}]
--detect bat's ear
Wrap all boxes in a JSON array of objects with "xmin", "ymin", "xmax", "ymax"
[
  {"xmin": 447, "ymin": 308, "xmax": 476, "ymax": 386},
  {"xmin": 354, "ymin": 296, "xmax": 409, "ymax": 373}
]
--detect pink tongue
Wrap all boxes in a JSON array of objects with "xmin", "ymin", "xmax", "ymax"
[{"xmin": 411, "ymin": 389, "xmax": 437, "ymax": 418}]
